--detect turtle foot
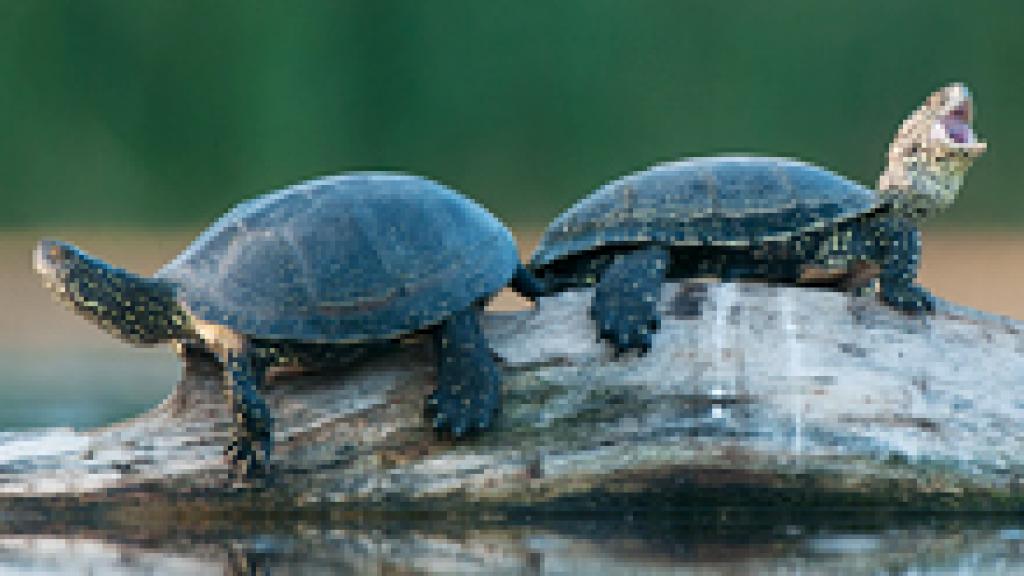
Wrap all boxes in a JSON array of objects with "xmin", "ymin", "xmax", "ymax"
[
  {"xmin": 428, "ymin": 309, "xmax": 502, "ymax": 438},
  {"xmin": 591, "ymin": 303, "xmax": 659, "ymax": 355},
  {"xmin": 226, "ymin": 434, "xmax": 272, "ymax": 482},
  {"xmin": 425, "ymin": 366, "xmax": 500, "ymax": 439},
  {"xmin": 881, "ymin": 283, "xmax": 936, "ymax": 314},
  {"xmin": 591, "ymin": 246, "xmax": 668, "ymax": 355}
]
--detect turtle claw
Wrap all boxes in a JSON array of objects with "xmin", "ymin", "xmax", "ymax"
[
  {"xmin": 881, "ymin": 283, "xmax": 936, "ymax": 315},
  {"xmin": 425, "ymin": 394, "xmax": 465, "ymax": 438},
  {"xmin": 226, "ymin": 435, "xmax": 271, "ymax": 482},
  {"xmin": 593, "ymin": 300, "xmax": 661, "ymax": 355},
  {"xmin": 427, "ymin": 399, "xmax": 483, "ymax": 440},
  {"xmin": 636, "ymin": 331, "xmax": 654, "ymax": 354},
  {"xmin": 606, "ymin": 323, "xmax": 654, "ymax": 357},
  {"xmin": 426, "ymin": 365, "xmax": 499, "ymax": 438}
]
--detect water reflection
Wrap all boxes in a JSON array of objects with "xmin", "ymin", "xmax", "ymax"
[{"xmin": 0, "ymin": 517, "xmax": 1022, "ymax": 575}]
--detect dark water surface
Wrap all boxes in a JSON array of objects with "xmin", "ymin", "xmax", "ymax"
[{"xmin": 0, "ymin": 516, "xmax": 1022, "ymax": 574}]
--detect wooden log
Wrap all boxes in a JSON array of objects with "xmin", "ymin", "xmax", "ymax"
[{"xmin": 2, "ymin": 281, "xmax": 1023, "ymax": 513}]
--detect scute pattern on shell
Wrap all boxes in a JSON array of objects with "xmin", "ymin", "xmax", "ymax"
[
  {"xmin": 530, "ymin": 156, "xmax": 880, "ymax": 271},
  {"xmin": 156, "ymin": 173, "xmax": 518, "ymax": 342}
]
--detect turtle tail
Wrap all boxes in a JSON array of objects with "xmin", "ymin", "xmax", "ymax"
[
  {"xmin": 33, "ymin": 240, "xmax": 189, "ymax": 345},
  {"xmin": 510, "ymin": 264, "xmax": 550, "ymax": 300}
]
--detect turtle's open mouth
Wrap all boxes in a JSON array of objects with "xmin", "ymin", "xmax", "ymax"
[
  {"xmin": 879, "ymin": 83, "xmax": 986, "ymax": 209},
  {"xmin": 932, "ymin": 84, "xmax": 986, "ymax": 156},
  {"xmin": 942, "ymin": 102, "xmax": 973, "ymax": 144}
]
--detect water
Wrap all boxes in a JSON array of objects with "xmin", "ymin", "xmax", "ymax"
[
  {"xmin": 0, "ymin": 517, "xmax": 1022, "ymax": 574},
  {"xmin": 0, "ymin": 348, "xmax": 178, "ymax": 430}
]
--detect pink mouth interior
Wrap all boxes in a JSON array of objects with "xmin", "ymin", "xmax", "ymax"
[{"xmin": 942, "ymin": 103, "xmax": 974, "ymax": 144}]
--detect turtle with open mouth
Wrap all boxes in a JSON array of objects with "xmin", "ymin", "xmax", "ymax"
[{"xmin": 529, "ymin": 83, "xmax": 987, "ymax": 353}]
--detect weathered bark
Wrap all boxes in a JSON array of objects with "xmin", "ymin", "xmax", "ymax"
[{"xmin": 2, "ymin": 281, "xmax": 1023, "ymax": 513}]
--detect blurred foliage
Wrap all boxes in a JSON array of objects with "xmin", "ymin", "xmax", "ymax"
[{"xmin": 0, "ymin": 0, "xmax": 1021, "ymax": 228}]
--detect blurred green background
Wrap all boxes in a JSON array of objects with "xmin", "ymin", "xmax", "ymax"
[{"xmin": 0, "ymin": 0, "xmax": 1020, "ymax": 229}]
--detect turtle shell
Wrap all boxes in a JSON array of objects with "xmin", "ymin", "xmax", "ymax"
[
  {"xmin": 156, "ymin": 173, "xmax": 518, "ymax": 342},
  {"xmin": 530, "ymin": 156, "xmax": 882, "ymax": 271}
]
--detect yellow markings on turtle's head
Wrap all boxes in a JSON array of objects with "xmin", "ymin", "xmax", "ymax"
[{"xmin": 878, "ymin": 83, "xmax": 987, "ymax": 217}]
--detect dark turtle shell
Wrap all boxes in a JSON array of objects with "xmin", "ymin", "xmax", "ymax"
[
  {"xmin": 530, "ymin": 156, "xmax": 882, "ymax": 271},
  {"xmin": 156, "ymin": 173, "xmax": 518, "ymax": 342}
]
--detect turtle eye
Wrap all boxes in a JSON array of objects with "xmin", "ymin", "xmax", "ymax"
[{"xmin": 48, "ymin": 244, "xmax": 63, "ymax": 261}]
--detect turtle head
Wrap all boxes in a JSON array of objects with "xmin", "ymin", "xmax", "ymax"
[
  {"xmin": 33, "ymin": 239, "xmax": 89, "ymax": 294},
  {"xmin": 33, "ymin": 239, "xmax": 187, "ymax": 345},
  {"xmin": 878, "ymin": 83, "xmax": 986, "ymax": 217}
]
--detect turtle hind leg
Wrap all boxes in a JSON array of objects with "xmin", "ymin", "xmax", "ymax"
[
  {"xmin": 224, "ymin": 348, "xmax": 275, "ymax": 482},
  {"xmin": 426, "ymin": 307, "xmax": 502, "ymax": 438},
  {"xmin": 591, "ymin": 245, "xmax": 670, "ymax": 355},
  {"xmin": 872, "ymin": 218, "xmax": 935, "ymax": 314}
]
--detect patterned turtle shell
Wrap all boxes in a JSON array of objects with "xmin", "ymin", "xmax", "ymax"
[
  {"xmin": 530, "ymin": 156, "xmax": 882, "ymax": 271},
  {"xmin": 157, "ymin": 173, "xmax": 518, "ymax": 342}
]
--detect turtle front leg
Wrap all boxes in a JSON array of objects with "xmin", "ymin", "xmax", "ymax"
[
  {"xmin": 427, "ymin": 307, "xmax": 501, "ymax": 438},
  {"xmin": 223, "ymin": 347, "xmax": 274, "ymax": 480},
  {"xmin": 872, "ymin": 217, "xmax": 935, "ymax": 314},
  {"xmin": 591, "ymin": 245, "xmax": 669, "ymax": 354}
]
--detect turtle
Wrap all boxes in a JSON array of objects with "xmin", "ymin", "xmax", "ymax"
[
  {"xmin": 33, "ymin": 173, "xmax": 545, "ymax": 479},
  {"xmin": 528, "ymin": 83, "xmax": 987, "ymax": 353}
]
